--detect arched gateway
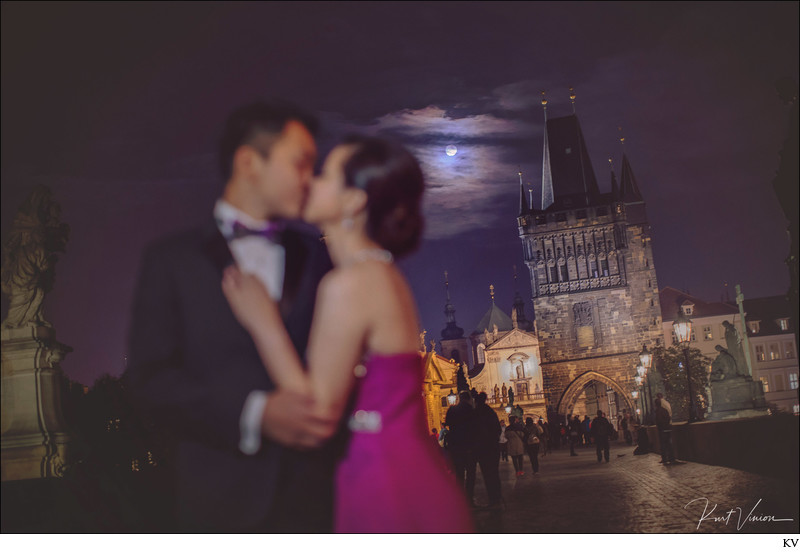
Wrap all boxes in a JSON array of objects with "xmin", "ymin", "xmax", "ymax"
[{"xmin": 557, "ymin": 370, "xmax": 636, "ymax": 419}]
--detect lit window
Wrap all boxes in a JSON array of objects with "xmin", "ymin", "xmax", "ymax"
[
  {"xmin": 682, "ymin": 304, "xmax": 694, "ymax": 316},
  {"xmin": 793, "ymin": 404, "xmax": 799, "ymax": 415},
  {"xmin": 784, "ymin": 342, "xmax": 795, "ymax": 359},
  {"xmin": 777, "ymin": 319, "xmax": 790, "ymax": 331},
  {"xmin": 769, "ymin": 343, "xmax": 781, "ymax": 361},
  {"xmin": 755, "ymin": 345, "xmax": 765, "ymax": 362},
  {"xmin": 760, "ymin": 376, "xmax": 770, "ymax": 393},
  {"xmin": 789, "ymin": 373, "xmax": 798, "ymax": 390},
  {"xmin": 703, "ymin": 326, "xmax": 713, "ymax": 340},
  {"xmin": 748, "ymin": 321, "xmax": 761, "ymax": 334}
]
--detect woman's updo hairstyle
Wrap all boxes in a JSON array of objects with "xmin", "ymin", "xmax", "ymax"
[{"xmin": 341, "ymin": 135, "xmax": 425, "ymax": 259}]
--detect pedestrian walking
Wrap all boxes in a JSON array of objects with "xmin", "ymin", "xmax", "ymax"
[
  {"xmin": 524, "ymin": 417, "xmax": 541, "ymax": 474},
  {"xmin": 445, "ymin": 391, "xmax": 478, "ymax": 504},
  {"xmin": 621, "ymin": 410, "xmax": 632, "ymax": 445},
  {"xmin": 473, "ymin": 392, "xmax": 503, "ymax": 507},
  {"xmin": 582, "ymin": 415, "xmax": 592, "ymax": 445},
  {"xmin": 654, "ymin": 398, "xmax": 676, "ymax": 464},
  {"xmin": 499, "ymin": 420, "xmax": 509, "ymax": 462},
  {"xmin": 505, "ymin": 415, "xmax": 527, "ymax": 476},
  {"xmin": 537, "ymin": 418, "xmax": 549, "ymax": 456},
  {"xmin": 590, "ymin": 410, "xmax": 612, "ymax": 463},
  {"xmin": 569, "ymin": 415, "xmax": 581, "ymax": 456}
]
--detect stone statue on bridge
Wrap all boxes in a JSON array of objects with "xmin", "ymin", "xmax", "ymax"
[{"xmin": 1, "ymin": 185, "xmax": 70, "ymax": 328}]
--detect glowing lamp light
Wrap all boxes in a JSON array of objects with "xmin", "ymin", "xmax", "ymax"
[
  {"xmin": 446, "ymin": 390, "xmax": 458, "ymax": 406},
  {"xmin": 639, "ymin": 344, "xmax": 653, "ymax": 370},
  {"xmin": 636, "ymin": 365, "xmax": 646, "ymax": 378},
  {"xmin": 632, "ymin": 390, "xmax": 639, "ymax": 399},
  {"xmin": 504, "ymin": 405, "xmax": 512, "ymax": 414},
  {"xmin": 635, "ymin": 375, "xmax": 642, "ymax": 386},
  {"xmin": 673, "ymin": 309, "xmax": 693, "ymax": 345}
]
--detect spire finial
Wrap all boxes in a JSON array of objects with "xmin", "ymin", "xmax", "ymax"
[
  {"xmin": 608, "ymin": 156, "xmax": 614, "ymax": 170},
  {"xmin": 540, "ymin": 90, "xmax": 548, "ymax": 121},
  {"xmin": 444, "ymin": 270, "xmax": 451, "ymax": 301},
  {"xmin": 569, "ymin": 86, "xmax": 576, "ymax": 114},
  {"xmin": 618, "ymin": 126, "xmax": 626, "ymax": 152},
  {"xmin": 489, "ymin": 284, "xmax": 495, "ymax": 303}
]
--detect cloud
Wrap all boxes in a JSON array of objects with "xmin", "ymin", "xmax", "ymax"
[{"xmin": 322, "ymin": 105, "xmax": 541, "ymax": 239}]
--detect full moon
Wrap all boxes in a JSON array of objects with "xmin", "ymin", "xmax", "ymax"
[{"xmin": 445, "ymin": 145, "xmax": 457, "ymax": 156}]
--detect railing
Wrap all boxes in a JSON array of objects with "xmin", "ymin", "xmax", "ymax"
[{"xmin": 488, "ymin": 392, "xmax": 546, "ymax": 405}]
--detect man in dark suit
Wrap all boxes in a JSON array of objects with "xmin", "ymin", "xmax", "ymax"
[{"xmin": 127, "ymin": 101, "xmax": 338, "ymax": 532}]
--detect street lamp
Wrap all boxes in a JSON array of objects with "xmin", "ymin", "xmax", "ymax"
[
  {"xmin": 673, "ymin": 308, "xmax": 697, "ymax": 422},
  {"xmin": 636, "ymin": 365, "xmax": 649, "ymax": 423},
  {"xmin": 446, "ymin": 389, "xmax": 458, "ymax": 406}
]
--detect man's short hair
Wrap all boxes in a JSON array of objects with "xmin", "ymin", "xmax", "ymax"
[{"xmin": 218, "ymin": 99, "xmax": 319, "ymax": 179}]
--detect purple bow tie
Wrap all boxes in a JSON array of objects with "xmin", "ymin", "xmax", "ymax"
[{"xmin": 230, "ymin": 220, "xmax": 285, "ymax": 243}]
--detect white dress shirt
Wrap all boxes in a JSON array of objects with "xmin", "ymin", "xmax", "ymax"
[{"xmin": 213, "ymin": 199, "xmax": 283, "ymax": 455}]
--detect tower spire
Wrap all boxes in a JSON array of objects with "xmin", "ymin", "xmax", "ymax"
[
  {"xmin": 441, "ymin": 270, "xmax": 464, "ymax": 339},
  {"xmin": 518, "ymin": 167, "xmax": 530, "ymax": 215},
  {"xmin": 609, "ymin": 156, "xmax": 619, "ymax": 199},
  {"xmin": 540, "ymin": 91, "xmax": 554, "ymax": 210},
  {"xmin": 512, "ymin": 265, "xmax": 534, "ymax": 331},
  {"xmin": 489, "ymin": 284, "xmax": 495, "ymax": 304}
]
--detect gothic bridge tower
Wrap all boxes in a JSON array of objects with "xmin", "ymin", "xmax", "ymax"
[{"xmin": 517, "ymin": 91, "xmax": 663, "ymax": 423}]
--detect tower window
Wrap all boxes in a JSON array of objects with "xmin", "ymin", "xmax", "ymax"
[
  {"xmin": 550, "ymin": 266, "xmax": 559, "ymax": 282},
  {"xmin": 601, "ymin": 260, "xmax": 609, "ymax": 276},
  {"xmin": 567, "ymin": 246, "xmax": 573, "ymax": 256},
  {"xmin": 560, "ymin": 264, "xmax": 569, "ymax": 282}
]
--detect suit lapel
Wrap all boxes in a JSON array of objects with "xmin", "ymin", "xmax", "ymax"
[
  {"xmin": 201, "ymin": 222, "xmax": 234, "ymax": 273},
  {"xmin": 279, "ymin": 228, "xmax": 309, "ymax": 320}
]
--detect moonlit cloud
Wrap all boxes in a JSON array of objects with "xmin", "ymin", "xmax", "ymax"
[{"xmin": 324, "ymin": 105, "xmax": 540, "ymax": 238}]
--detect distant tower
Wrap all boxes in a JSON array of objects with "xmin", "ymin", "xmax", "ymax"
[
  {"xmin": 439, "ymin": 271, "xmax": 469, "ymax": 365},
  {"xmin": 516, "ymin": 89, "xmax": 662, "ymax": 423},
  {"xmin": 512, "ymin": 265, "xmax": 534, "ymax": 332}
]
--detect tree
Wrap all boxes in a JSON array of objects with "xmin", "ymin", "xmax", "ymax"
[{"xmin": 654, "ymin": 346, "xmax": 711, "ymax": 422}]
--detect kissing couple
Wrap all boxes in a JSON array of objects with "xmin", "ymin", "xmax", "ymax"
[{"xmin": 127, "ymin": 100, "xmax": 473, "ymax": 533}]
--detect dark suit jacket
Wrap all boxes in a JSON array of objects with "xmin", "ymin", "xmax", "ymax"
[{"xmin": 126, "ymin": 220, "xmax": 333, "ymax": 532}]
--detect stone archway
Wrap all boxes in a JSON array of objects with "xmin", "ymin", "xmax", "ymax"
[{"xmin": 556, "ymin": 370, "xmax": 634, "ymax": 419}]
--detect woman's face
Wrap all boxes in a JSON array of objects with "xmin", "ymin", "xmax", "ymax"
[{"xmin": 303, "ymin": 144, "xmax": 355, "ymax": 226}]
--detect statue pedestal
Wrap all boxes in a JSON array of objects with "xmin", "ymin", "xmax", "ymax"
[
  {"xmin": 707, "ymin": 376, "xmax": 768, "ymax": 421},
  {"xmin": 1, "ymin": 325, "xmax": 72, "ymax": 481}
]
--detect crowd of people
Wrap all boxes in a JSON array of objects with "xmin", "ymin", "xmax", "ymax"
[{"xmin": 434, "ymin": 386, "xmax": 682, "ymax": 511}]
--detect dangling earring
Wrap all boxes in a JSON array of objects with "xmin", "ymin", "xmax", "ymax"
[{"xmin": 342, "ymin": 217, "xmax": 354, "ymax": 230}]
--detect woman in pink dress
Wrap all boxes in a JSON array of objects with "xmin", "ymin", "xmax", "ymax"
[{"xmin": 222, "ymin": 135, "xmax": 473, "ymax": 533}]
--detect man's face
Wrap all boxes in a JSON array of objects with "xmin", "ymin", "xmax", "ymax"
[{"xmin": 252, "ymin": 120, "xmax": 317, "ymax": 220}]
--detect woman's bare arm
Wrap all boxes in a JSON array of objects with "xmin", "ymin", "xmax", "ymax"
[{"xmin": 222, "ymin": 266, "xmax": 368, "ymax": 423}]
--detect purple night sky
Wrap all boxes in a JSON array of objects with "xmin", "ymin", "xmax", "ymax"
[{"xmin": 2, "ymin": 3, "xmax": 798, "ymax": 385}]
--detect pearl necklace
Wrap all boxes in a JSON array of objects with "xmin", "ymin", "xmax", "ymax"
[{"xmin": 346, "ymin": 248, "xmax": 394, "ymax": 266}]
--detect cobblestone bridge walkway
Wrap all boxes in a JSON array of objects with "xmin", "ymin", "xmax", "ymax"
[{"xmin": 469, "ymin": 442, "xmax": 799, "ymax": 534}]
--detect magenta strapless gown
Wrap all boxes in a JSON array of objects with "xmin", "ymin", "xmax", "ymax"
[{"xmin": 334, "ymin": 353, "xmax": 474, "ymax": 533}]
